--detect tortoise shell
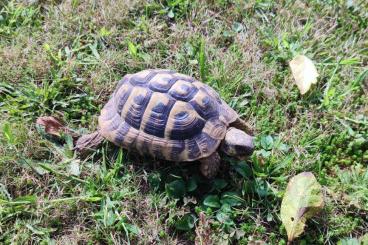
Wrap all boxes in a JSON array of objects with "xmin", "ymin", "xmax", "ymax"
[{"xmin": 98, "ymin": 69, "xmax": 239, "ymax": 161}]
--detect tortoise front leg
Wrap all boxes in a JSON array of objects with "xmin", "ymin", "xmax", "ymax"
[{"xmin": 199, "ymin": 152, "xmax": 221, "ymax": 179}]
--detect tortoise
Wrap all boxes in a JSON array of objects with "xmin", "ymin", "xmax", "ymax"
[{"xmin": 75, "ymin": 69, "xmax": 254, "ymax": 178}]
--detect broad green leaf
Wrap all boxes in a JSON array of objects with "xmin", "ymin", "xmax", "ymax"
[
  {"xmin": 99, "ymin": 27, "xmax": 112, "ymax": 37},
  {"xmin": 175, "ymin": 214, "xmax": 196, "ymax": 231},
  {"xmin": 203, "ymin": 195, "xmax": 221, "ymax": 208},
  {"xmin": 105, "ymin": 210, "xmax": 116, "ymax": 226},
  {"xmin": 233, "ymin": 163, "xmax": 252, "ymax": 179},
  {"xmin": 220, "ymin": 192, "xmax": 242, "ymax": 207},
  {"xmin": 259, "ymin": 179, "xmax": 275, "ymax": 197},
  {"xmin": 25, "ymin": 224, "xmax": 46, "ymax": 235},
  {"xmin": 337, "ymin": 238, "xmax": 360, "ymax": 245},
  {"xmin": 14, "ymin": 195, "xmax": 37, "ymax": 204},
  {"xmin": 124, "ymin": 223, "xmax": 140, "ymax": 235},
  {"xmin": 212, "ymin": 178, "xmax": 228, "ymax": 190},
  {"xmin": 289, "ymin": 55, "xmax": 318, "ymax": 94},
  {"xmin": 2, "ymin": 122, "xmax": 15, "ymax": 145},
  {"xmin": 187, "ymin": 177, "xmax": 198, "ymax": 192},
  {"xmin": 217, "ymin": 203, "xmax": 234, "ymax": 225},
  {"xmin": 259, "ymin": 149, "xmax": 271, "ymax": 158},
  {"xmin": 216, "ymin": 211, "xmax": 233, "ymax": 225},
  {"xmin": 260, "ymin": 135, "xmax": 274, "ymax": 150},
  {"xmin": 64, "ymin": 134, "xmax": 74, "ymax": 152},
  {"xmin": 361, "ymin": 234, "xmax": 368, "ymax": 245},
  {"xmin": 220, "ymin": 203, "xmax": 232, "ymax": 213},
  {"xmin": 127, "ymin": 41, "xmax": 138, "ymax": 57},
  {"xmin": 165, "ymin": 179, "xmax": 186, "ymax": 199},
  {"xmin": 89, "ymin": 42, "xmax": 100, "ymax": 59},
  {"xmin": 280, "ymin": 172, "xmax": 324, "ymax": 242},
  {"xmin": 232, "ymin": 22, "xmax": 244, "ymax": 33},
  {"xmin": 167, "ymin": 9, "xmax": 175, "ymax": 18},
  {"xmin": 148, "ymin": 172, "xmax": 161, "ymax": 191}
]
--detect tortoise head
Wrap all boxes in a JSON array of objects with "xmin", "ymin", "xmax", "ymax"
[{"xmin": 220, "ymin": 127, "xmax": 254, "ymax": 159}]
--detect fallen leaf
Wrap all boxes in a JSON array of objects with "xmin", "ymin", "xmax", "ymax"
[
  {"xmin": 68, "ymin": 160, "xmax": 81, "ymax": 176},
  {"xmin": 280, "ymin": 172, "xmax": 324, "ymax": 243},
  {"xmin": 289, "ymin": 55, "xmax": 318, "ymax": 94},
  {"xmin": 36, "ymin": 116, "xmax": 66, "ymax": 137}
]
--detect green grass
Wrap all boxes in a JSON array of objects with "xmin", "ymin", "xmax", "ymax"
[{"xmin": 0, "ymin": 0, "xmax": 367, "ymax": 244}]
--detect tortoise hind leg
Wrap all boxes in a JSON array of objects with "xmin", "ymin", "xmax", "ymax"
[
  {"xmin": 199, "ymin": 152, "xmax": 221, "ymax": 179},
  {"xmin": 74, "ymin": 131, "xmax": 104, "ymax": 155}
]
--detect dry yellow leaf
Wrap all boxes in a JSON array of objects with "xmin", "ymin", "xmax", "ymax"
[
  {"xmin": 280, "ymin": 172, "xmax": 324, "ymax": 243},
  {"xmin": 289, "ymin": 55, "xmax": 318, "ymax": 94}
]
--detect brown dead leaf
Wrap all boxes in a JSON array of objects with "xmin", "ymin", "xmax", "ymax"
[{"xmin": 36, "ymin": 116, "xmax": 74, "ymax": 137}]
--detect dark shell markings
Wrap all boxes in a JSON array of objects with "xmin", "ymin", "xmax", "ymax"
[{"xmin": 98, "ymin": 69, "xmax": 238, "ymax": 161}]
